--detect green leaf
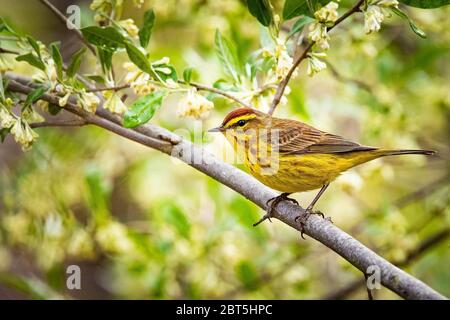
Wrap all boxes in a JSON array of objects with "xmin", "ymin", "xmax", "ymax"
[
  {"xmin": 16, "ymin": 53, "xmax": 46, "ymax": 71},
  {"xmin": 50, "ymin": 42, "xmax": 63, "ymax": 79},
  {"xmin": 154, "ymin": 64, "xmax": 178, "ymax": 82},
  {"xmin": 98, "ymin": 48, "xmax": 113, "ymax": 73},
  {"xmin": 0, "ymin": 128, "xmax": 10, "ymax": 142},
  {"xmin": 86, "ymin": 74, "xmax": 107, "ymax": 84},
  {"xmin": 125, "ymin": 41, "xmax": 156, "ymax": 77},
  {"xmin": 27, "ymin": 36, "xmax": 41, "ymax": 58},
  {"xmin": 0, "ymin": 73, "xmax": 5, "ymax": 102},
  {"xmin": 392, "ymin": 7, "xmax": 427, "ymax": 38},
  {"xmin": 85, "ymin": 166, "xmax": 110, "ymax": 221},
  {"xmin": 288, "ymin": 16, "xmax": 315, "ymax": 38},
  {"xmin": 123, "ymin": 91, "xmax": 167, "ymax": 128},
  {"xmin": 246, "ymin": 0, "xmax": 273, "ymax": 27},
  {"xmin": 25, "ymin": 86, "xmax": 49, "ymax": 107},
  {"xmin": 0, "ymin": 17, "xmax": 18, "ymax": 36},
  {"xmin": 213, "ymin": 79, "xmax": 240, "ymax": 92},
  {"xmin": 139, "ymin": 9, "xmax": 155, "ymax": 48},
  {"xmin": 183, "ymin": 67, "xmax": 195, "ymax": 83},
  {"xmin": 258, "ymin": 56, "xmax": 276, "ymax": 72},
  {"xmin": 48, "ymin": 103, "xmax": 62, "ymax": 115},
  {"xmin": 162, "ymin": 203, "xmax": 191, "ymax": 239},
  {"xmin": 67, "ymin": 48, "xmax": 86, "ymax": 78},
  {"xmin": 399, "ymin": 0, "xmax": 450, "ymax": 8},
  {"xmin": 235, "ymin": 261, "xmax": 259, "ymax": 290},
  {"xmin": 283, "ymin": 0, "xmax": 329, "ymax": 19},
  {"xmin": 81, "ymin": 26, "xmax": 126, "ymax": 50},
  {"xmin": 214, "ymin": 30, "xmax": 241, "ymax": 84}
]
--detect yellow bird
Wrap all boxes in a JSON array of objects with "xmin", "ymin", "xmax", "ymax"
[{"xmin": 209, "ymin": 108, "xmax": 435, "ymax": 236}]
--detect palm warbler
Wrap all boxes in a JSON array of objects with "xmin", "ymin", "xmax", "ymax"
[{"xmin": 209, "ymin": 108, "xmax": 435, "ymax": 236}]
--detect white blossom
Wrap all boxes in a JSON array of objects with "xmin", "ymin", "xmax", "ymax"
[
  {"xmin": 131, "ymin": 75, "xmax": 157, "ymax": 96},
  {"xmin": 308, "ymin": 22, "xmax": 330, "ymax": 51},
  {"xmin": 177, "ymin": 89, "xmax": 214, "ymax": 119},
  {"xmin": 10, "ymin": 119, "xmax": 38, "ymax": 150},
  {"xmin": 306, "ymin": 52, "xmax": 327, "ymax": 77},
  {"xmin": 0, "ymin": 106, "xmax": 16, "ymax": 128},
  {"xmin": 103, "ymin": 91, "xmax": 128, "ymax": 114},
  {"xmin": 22, "ymin": 108, "xmax": 45, "ymax": 123},
  {"xmin": 364, "ymin": 1, "xmax": 399, "ymax": 34},
  {"xmin": 78, "ymin": 91, "xmax": 100, "ymax": 113},
  {"xmin": 276, "ymin": 50, "xmax": 294, "ymax": 80},
  {"xmin": 378, "ymin": 0, "xmax": 399, "ymax": 7},
  {"xmin": 314, "ymin": 1, "xmax": 339, "ymax": 24},
  {"xmin": 364, "ymin": 5, "xmax": 385, "ymax": 34},
  {"xmin": 118, "ymin": 19, "xmax": 139, "ymax": 38},
  {"xmin": 59, "ymin": 92, "xmax": 71, "ymax": 107}
]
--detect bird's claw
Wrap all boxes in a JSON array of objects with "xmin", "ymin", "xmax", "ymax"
[
  {"xmin": 253, "ymin": 193, "xmax": 299, "ymax": 227},
  {"xmin": 294, "ymin": 208, "xmax": 327, "ymax": 239}
]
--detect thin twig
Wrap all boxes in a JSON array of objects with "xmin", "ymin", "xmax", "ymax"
[
  {"xmin": 86, "ymin": 84, "xmax": 131, "ymax": 93},
  {"xmin": 30, "ymin": 119, "xmax": 87, "ymax": 129},
  {"xmin": 86, "ymin": 81, "xmax": 252, "ymax": 108},
  {"xmin": 363, "ymin": 273, "xmax": 375, "ymax": 300},
  {"xmin": 269, "ymin": 0, "xmax": 365, "ymax": 115},
  {"xmin": 180, "ymin": 81, "xmax": 252, "ymax": 108},
  {"xmin": 38, "ymin": 0, "xmax": 96, "ymax": 54}
]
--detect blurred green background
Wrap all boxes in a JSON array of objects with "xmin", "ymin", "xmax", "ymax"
[{"xmin": 0, "ymin": 0, "xmax": 449, "ymax": 299}]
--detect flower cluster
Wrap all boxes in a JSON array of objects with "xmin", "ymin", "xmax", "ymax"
[
  {"xmin": 1, "ymin": 100, "xmax": 41, "ymax": 151},
  {"xmin": 306, "ymin": 52, "xmax": 327, "ymax": 77},
  {"xmin": 177, "ymin": 88, "xmax": 214, "ymax": 120},
  {"xmin": 104, "ymin": 90, "xmax": 128, "ymax": 114},
  {"xmin": 124, "ymin": 62, "xmax": 158, "ymax": 96},
  {"xmin": 305, "ymin": 2, "xmax": 340, "ymax": 77},
  {"xmin": 78, "ymin": 90, "xmax": 101, "ymax": 113},
  {"xmin": 260, "ymin": 38, "xmax": 297, "ymax": 85},
  {"xmin": 30, "ymin": 41, "xmax": 58, "ymax": 89},
  {"xmin": 308, "ymin": 1, "xmax": 339, "ymax": 51},
  {"xmin": 363, "ymin": 0, "xmax": 399, "ymax": 34},
  {"xmin": 275, "ymin": 41, "xmax": 296, "ymax": 81},
  {"xmin": 118, "ymin": 19, "xmax": 139, "ymax": 38}
]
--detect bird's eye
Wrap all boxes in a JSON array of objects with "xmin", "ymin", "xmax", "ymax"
[{"xmin": 237, "ymin": 119, "xmax": 247, "ymax": 127}]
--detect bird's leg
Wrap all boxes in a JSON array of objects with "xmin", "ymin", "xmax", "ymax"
[
  {"xmin": 253, "ymin": 193, "xmax": 299, "ymax": 227},
  {"xmin": 295, "ymin": 184, "xmax": 330, "ymax": 239}
]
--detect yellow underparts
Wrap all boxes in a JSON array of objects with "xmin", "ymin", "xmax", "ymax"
[{"xmin": 242, "ymin": 150, "xmax": 382, "ymax": 193}]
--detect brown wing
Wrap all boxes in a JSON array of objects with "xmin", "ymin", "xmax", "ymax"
[{"xmin": 274, "ymin": 120, "xmax": 376, "ymax": 155}]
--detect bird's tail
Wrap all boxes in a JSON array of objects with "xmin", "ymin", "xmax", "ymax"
[{"xmin": 376, "ymin": 149, "xmax": 436, "ymax": 157}]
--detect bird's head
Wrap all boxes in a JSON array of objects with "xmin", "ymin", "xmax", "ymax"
[{"xmin": 208, "ymin": 108, "xmax": 269, "ymax": 141}]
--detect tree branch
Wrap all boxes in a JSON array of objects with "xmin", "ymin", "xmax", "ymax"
[
  {"xmin": 324, "ymin": 227, "xmax": 450, "ymax": 300},
  {"xmin": 38, "ymin": 0, "xmax": 96, "ymax": 54},
  {"xmin": 5, "ymin": 75, "xmax": 446, "ymax": 300},
  {"xmin": 86, "ymin": 81, "xmax": 252, "ymax": 108},
  {"xmin": 269, "ymin": 0, "xmax": 365, "ymax": 115}
]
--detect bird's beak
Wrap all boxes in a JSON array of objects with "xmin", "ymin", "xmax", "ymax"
[{"xmin": 208, "ymin": 126, "xmax": 223, "ymax": 133}]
